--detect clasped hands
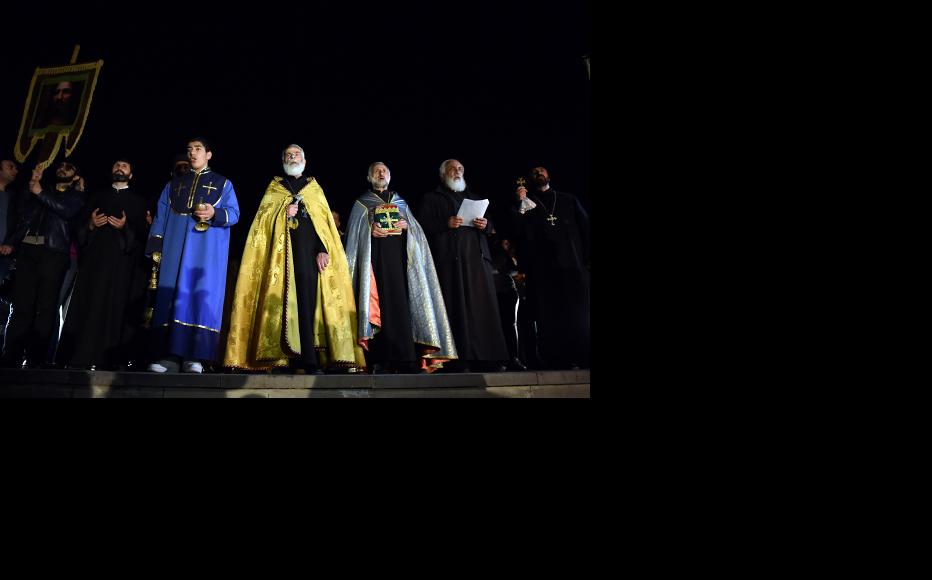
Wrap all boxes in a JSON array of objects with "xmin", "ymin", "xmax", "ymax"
[{"xmin": 90, "ymin": 208, "xmax": 127, "ymax": 230}]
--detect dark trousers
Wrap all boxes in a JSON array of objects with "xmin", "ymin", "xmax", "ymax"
[
  {"xmin": 497, "ymin": 290, "xmax": 519, "ymax": 362},
  {"xmin": 1, "ymin": 244, "xmax": 70, "ymax": 366},
  {"xmin": 516, "ymin": 295, "xmax": 541, "ymax": 369},
  {"xmin": 47, "ymin": 252, "xmax": 78, "ymax": 362}
]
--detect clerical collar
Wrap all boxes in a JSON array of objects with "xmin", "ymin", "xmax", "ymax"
[
  {"xmin": 112, "ymin": 182, "xmax": 130, "ymax": 190},
  {"xmin": 282, "ymin": 175, "xmax": 306, "ymax": 196}
]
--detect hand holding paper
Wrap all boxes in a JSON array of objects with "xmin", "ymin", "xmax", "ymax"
[{"xmin": 456, "ymin": 198, "xmax": 489, "ymax": 227}]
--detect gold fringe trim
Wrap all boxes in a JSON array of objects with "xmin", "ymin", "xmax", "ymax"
[{"xmin": 14, "ymin": 60, "xmax": 104, "ymax": 165}]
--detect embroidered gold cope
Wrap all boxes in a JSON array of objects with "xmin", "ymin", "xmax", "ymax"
[{"xmin": 224, "ymin": 177, "xmax": 366, "ymax": 369}]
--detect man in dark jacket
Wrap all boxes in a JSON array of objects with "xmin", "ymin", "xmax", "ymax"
[{"xmin": 0, "ymin": 161, "xmax": 86, "ymax": 368}]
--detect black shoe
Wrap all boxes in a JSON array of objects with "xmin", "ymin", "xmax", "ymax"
[
  {"xmin": 505, "ymin": 358, "xmax": 526, "ymax": 371},
  {"xmin": 370, "ymin": 363, "xmax": 385, "ymax": 375}
]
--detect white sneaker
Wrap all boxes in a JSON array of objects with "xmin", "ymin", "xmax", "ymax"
[
  {"xmin": 183, "ymin": 361, "xmax": 203, "ymax": 373},
  {"xmin": 148, "ymin": 362, "xmax": 168, "ymax": 373}
]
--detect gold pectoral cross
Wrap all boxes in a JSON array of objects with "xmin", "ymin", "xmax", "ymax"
[{"xmin": 546, "ymin": 214, "xmax": 558, "ymax": 226}]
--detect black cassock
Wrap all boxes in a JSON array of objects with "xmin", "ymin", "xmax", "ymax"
[
  {"xmin": 366, "ymin": 190, "xmax": 416, "ymax": 366},
  {"xmin": 511, "ymin": 189, "xmax": 590, "ymax": 368},
  {"xmin": 418, "ymin": 185, "xmax": 508, "ymax": 364},
  {"xmin": 56, "ymin": 186, "xmax": 148, "ymax": 368},
  {"xmin": 284, "ymin": 174, "xmax": 324, "ymax": 370}
]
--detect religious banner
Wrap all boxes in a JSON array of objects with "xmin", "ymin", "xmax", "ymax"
[{"xmin": 14, "ymin": 59, "xmax": 104, "ymax": 170}]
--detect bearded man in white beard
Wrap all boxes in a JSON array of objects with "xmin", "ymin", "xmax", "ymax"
[
  {"xmin": 416, "ymin": 159, "xmax": 509, "ymax": 373},
  {"xmin": 224, "ymin": 144, "xmax": 365, "ymax": 373}
]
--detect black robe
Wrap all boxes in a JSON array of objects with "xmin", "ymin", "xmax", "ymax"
[
  {"xmin": 511, "ymin": 188, "xmax": 590, "ymax": 368},
  {"xmin": 366, "ymin": 190, "xmax": 416, "ymax": 366},
  {"xmin": 284, "ymin": 174, "xmax": 325, "ymax": 369},
  {"xmin": 56, "ymin": 185, "xmax": 148, "ymax": 368},
  {"xmin": 418, "ymin": 185, "xmax": 508, "ymax": 363}
]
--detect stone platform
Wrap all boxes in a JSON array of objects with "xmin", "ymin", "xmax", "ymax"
[{"xmin": 0, "ymin": 368, "xmax": 590, "ymax": 398}]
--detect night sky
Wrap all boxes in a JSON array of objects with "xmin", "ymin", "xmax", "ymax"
[{"xmin": 3, "ymin": 3, "xmax": 590, "ymax": 257}]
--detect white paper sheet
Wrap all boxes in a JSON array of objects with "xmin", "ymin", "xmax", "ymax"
[{"xmin": 456, "ymin": 198, "xmax": 489, "ymax": 226}]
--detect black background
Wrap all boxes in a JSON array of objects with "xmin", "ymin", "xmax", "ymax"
[{"xmin": 3, "ymin": 2, "xmax": 590, "ymax": 255}]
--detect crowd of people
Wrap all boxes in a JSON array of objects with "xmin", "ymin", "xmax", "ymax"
[{"xmin": 0, "ymin": 139, "xmax": 589, "ymax": 374}]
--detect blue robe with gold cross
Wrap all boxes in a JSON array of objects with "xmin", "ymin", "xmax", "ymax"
[{"xmin": 145, "ymin": 167, "xmax": 240, "ymax": 362}]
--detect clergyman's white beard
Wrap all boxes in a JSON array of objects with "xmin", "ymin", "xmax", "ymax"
[
  {"xmin": 283, "ymin": 161, "xmax": 305, "ymax": 176},
  {"xmin": 444, "ymin": 176, "xmax": 466, "ymax": 192},
  {"xmin": 369, "ymin": 177, "xmax": 390, "ymax": 189}
]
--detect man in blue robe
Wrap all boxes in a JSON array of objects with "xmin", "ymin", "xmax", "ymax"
[{"xmin": 145, "ymin": 138, "xmax": 240, "ymax": 373}]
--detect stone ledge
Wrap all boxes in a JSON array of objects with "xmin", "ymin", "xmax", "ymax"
[{"xmin": 0, "ymin": 369, "xmax": 590, "ymax": 398}]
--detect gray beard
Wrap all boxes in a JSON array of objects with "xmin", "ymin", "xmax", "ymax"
[
  {"xmin": 283, "ymin": 161, "xmax": 305, "ymax": 177},
  {"xmin": 443, "ymin": 176, "xmax": 466, "ymax": 192},
  {"xmin": 369, "ymin": 177, "xmax": 390, "ymax": 190}
]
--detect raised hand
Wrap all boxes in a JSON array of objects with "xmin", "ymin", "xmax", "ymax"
[{"xmin": 29, "ymin": 168, "xmax": 44, "ymax": 195}]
